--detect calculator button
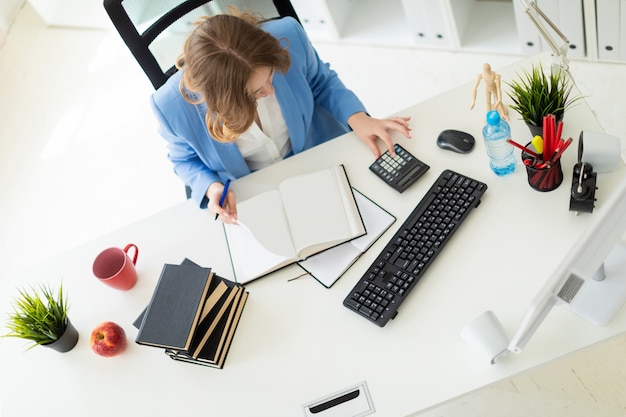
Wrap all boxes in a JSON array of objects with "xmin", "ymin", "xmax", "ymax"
[{"xmin": 369, "ymin": 144, "xmax": 430, "ymax": 192}]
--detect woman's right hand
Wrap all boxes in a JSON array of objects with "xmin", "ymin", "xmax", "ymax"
[{"xmin": 207, "ymin": 181, "xmax": 238, "ymax": 224}]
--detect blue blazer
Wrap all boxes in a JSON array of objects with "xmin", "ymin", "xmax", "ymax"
[{"xmin": 151, "ymin": 17, "xmax": 367, "ymax": 208}]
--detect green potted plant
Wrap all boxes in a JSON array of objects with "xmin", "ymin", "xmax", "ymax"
[
  {"xmin": 3, "ymin": 283, "xmax": 79, "ymax": 352},
  {"xmin": 506, "ymin": 64, "xmax": 582, "ymax": 136}
]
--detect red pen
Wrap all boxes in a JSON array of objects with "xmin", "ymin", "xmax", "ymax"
[
  {"xmin": 544, "ymin": 114, "xmax": 555, "ymax": 161},
  {"xmin": 556, "ymin": 120, "xmax": 563, "ymax": 144},
  {"xmin": 542, "ymin": 116, "xmax": 549, "ymax": 160},
  {"xmin": 507, "ymin": 139, "xmax": 542, "ymax": 159},
  {"xmin": 549, "ymin": 137, "xmax": 573, "ymax": 165},
  {"xmin": 551, "ymin": 116, "xmax": 557, "ymax": 159}
]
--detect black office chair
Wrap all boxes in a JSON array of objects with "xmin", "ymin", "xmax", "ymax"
[
  {"xmin": 103, "ymin": 0, "xmax": 299, "ymax": 199},
  {"xmin": 103, "ymin": 0, "xmax": 300, "ymax": 90}
]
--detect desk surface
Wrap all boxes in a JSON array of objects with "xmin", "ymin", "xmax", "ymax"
[{"xmin": 2, "ymin": 54, "xmax": 626, "ymax": 417}]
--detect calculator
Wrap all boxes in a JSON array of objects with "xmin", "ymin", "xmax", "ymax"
[{"xmin": 369, "ymin": 144, "xmax": 430, "ymax": 192}]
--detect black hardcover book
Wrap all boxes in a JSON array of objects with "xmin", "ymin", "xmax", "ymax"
[
  {"xmin": 192, "ymin": 284, "xmax": 243, "ymax": 359},
  {"xmin": 166, "ymin": 289, "xmax": 249, "ymax": 369},
  {"xmin": 205, "ymin": 289, "xmax": 248, "ymax": 368},
  {"xmin": 188, "ymin": 279, "xmax": 240, "ymax": 358},
  {"xmin": 135, "ymin": 263, "xmax": 213, "ymax": 350},
  {"xmin": 132, "ymin": 258, "xmax": 210, "ymax": 330}
]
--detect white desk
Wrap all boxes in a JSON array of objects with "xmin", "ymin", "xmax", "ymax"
[{"xmin": 2, "ymin": 55, "xmax": 626, "ymax": 417}]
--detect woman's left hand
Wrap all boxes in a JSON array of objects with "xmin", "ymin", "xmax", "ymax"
[{"xmin": 347, "ymin": 112, "xmax": 412, "ymax": 158}]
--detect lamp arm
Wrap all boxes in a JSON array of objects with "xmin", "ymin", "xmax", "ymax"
[{"xmin": 517, "ymin": 0, "xmax": 570, "ymax": 72}]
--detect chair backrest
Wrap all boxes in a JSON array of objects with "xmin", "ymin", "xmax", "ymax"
[{"xmin": 103, "ymin": 0, "xmax": 300, "ymax": 90}]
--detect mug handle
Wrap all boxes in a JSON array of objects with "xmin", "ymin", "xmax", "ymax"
[{"xmin": 124, "ymin": 243, "xmax": 139, "ymax": 265}]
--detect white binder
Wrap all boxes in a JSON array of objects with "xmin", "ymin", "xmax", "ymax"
[
  {"xmin": 596, "ymin": 0, "xmax": 621, "ymax": 60},
  {"xmin": 621, "ymin": 0, "xmax": 626, "ymax": 60},
  {"xmin": 401, "ymin": 0, "xmax": 429, "ymax": 46},
  {"xmin": 558, "ymin": 0, "xmax": 586, "ymax": 59},
  {"xmin": 287, "ymin": 0, "xmax": 340, "ymax": 42},
  {"xmin": 513, "ymin": 0, "xmax": 543, "ymax": 55},
  {"xmin": 536, "ymin": 0, "xmax": 560, "ymax": 54},
  {"xmin": 401, "ymin": 0, "xmax": 452, "ymax": 48},
  {"xmin": 516, "ymin": 1, "xmax": 585, "ymax": 59},
  {"xmin": 421, "ymin": 0, "xmax": 452, "ymax": 48}
]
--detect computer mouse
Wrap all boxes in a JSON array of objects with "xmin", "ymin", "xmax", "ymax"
[{"xmin": 437, "ymin": 129, "xmax": 475, "ymax": 154}]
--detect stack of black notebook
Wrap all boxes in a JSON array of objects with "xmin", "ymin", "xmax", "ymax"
[{"xmin": 134, "ymin": 259, "xmax": 248, "ymax": 369}]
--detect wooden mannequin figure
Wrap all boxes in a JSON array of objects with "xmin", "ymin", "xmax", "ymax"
[{"xmin": 470, "ymin": 63, "xmax": 509, "ymax": 121}]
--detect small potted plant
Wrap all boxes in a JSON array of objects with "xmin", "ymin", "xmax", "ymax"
[
  {"xmin": 3, "ymin": 283, "xmax": 79, "ymax": 352},
  {"xmin": 506, "ymin": 64, "xmax": 582, "ymax": 136}
]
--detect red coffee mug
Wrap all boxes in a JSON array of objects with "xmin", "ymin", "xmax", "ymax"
[{"xmin": 92, "ymin": 244, "xmax": 139, "ymax": 290}]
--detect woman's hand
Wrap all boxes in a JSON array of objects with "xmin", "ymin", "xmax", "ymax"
[
  {"xmin": 347, "ymin": 112, "xmax": 412, "ymax": 158},
  {"xmin": 207, "ymin": 181, "xmax": 238, "ymax": 224}
]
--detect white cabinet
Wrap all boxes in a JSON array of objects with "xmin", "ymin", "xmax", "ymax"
[{"xmin": 290, "ymin": 0, "xmax": 623, "ymax": 62}]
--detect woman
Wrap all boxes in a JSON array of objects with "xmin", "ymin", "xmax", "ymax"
[{"xmin": 151, "ymin": 10, "xmax": 411, "ymax": 222}]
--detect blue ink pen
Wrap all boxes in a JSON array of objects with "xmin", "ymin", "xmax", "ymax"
[{"xmin": 214, "ymin": 179, "xmax": 231, "ymax": 220}]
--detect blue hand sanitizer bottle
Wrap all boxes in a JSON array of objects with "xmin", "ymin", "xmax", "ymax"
[{"xmin": 482, "ymin": 110, "xmax": 516, "ymax": 176}]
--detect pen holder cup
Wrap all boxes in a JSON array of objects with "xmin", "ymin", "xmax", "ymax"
[{"xmin": 522, "ymin": 147, "xmax": 563, "ymax": 192}]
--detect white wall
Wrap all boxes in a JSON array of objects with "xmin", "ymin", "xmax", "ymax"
[
  {"xmin": 27, "ymin": 0, "xmax": 112, "ymax": 29},
  {"xmin": 0, "ymin": 0, "xmax": 25, "ymax": 47}
]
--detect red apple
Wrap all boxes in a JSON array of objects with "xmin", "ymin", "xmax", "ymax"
[{"xmin": 90, "ymin": 321, "xmax": 127, "ymax": 357}]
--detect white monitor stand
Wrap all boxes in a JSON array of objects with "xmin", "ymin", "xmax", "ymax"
[
  {"xmin": 566, "ymin": 241, "xmax": 626, "ymax": 326},
  {"xmin": 462, "ymin": 175, "xmax": 626, "ymax": 364}
]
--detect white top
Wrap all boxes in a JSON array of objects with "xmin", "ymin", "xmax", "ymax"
[{"xmin": 235, "ymin": 94, "xmax": 291, "ymax": 171}]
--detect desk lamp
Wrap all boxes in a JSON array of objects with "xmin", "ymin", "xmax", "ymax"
[
  {"xmin": 462, "ymin": 2, "xmax": 626, "ymax": 364},
  {"xmin": 517, "ymin": 0, "xmax": 571, "ymax": 76}
]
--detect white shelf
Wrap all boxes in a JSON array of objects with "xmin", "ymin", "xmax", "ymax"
[
  {"xmin": 339, "ymin": 0, "xmax": 415, "ymax": 47},
  {"xmin": 296, "ymin": 0, "xmax": 523, "ymax": 52},
  {"xmin": 452, "ymin": 0, "xmax": 522, "ymax": 54},
  {"xmin": 291, "ymin": 0, "xmax": 621, "ymax": 62}
]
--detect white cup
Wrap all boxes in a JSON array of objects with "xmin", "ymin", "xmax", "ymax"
[
  {"xmin": 581, "ymin": 130, "xmax": 621, "ymax": 173},
  {"xmin": 461, "ymin": 310, "xmax": 510, "ymax": 364}
]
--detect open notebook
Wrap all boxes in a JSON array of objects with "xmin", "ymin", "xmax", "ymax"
[
  {"xmin": 298, "ymin": 189, "xmax": 395, "ymax": 287},
  {"xmin": 223, "ymin": 166, "xmax": 367, "ymax": 284}
]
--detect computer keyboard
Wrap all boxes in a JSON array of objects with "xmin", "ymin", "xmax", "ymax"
[{"xmin": 343, "ymin": 169, "xmax": 487, "ymax": 326}]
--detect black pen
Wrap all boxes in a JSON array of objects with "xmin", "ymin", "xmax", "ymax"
[{"xmin": 214, "ymin": 179, "xmax": 231, "ymax": 220}]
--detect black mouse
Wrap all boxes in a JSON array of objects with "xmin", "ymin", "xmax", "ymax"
[{"xmin": 437, "ymin": 129, "xmax": 475, "ymax": 154}]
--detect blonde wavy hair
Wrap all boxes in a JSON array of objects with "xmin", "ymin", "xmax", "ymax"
[{"xmin": 176, "ymin": 10, "xmax": 291, "ymax": 142}]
